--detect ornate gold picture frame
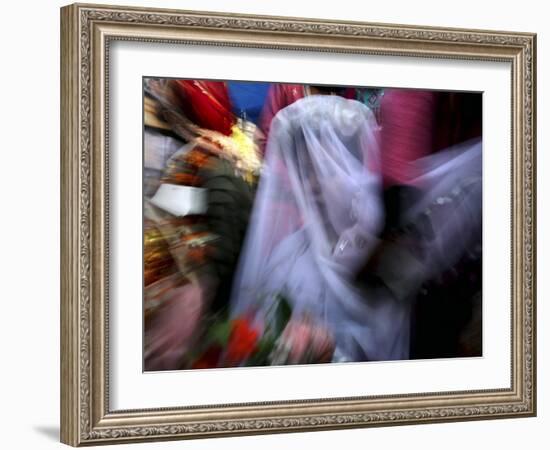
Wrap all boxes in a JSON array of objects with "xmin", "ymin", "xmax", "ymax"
[{"xmin": 60, "ymin": 3, "xmax": 536, "ymax": 446}]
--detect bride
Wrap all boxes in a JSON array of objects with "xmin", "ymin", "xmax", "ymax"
[{"xmin": 229, "ymin": 94, "xmax": 413, "ymax": 363}]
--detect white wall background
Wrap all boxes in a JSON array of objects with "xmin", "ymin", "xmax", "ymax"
[{"xmin": 0, "ymin": 0, "xmax": 545, "ymax": 449}]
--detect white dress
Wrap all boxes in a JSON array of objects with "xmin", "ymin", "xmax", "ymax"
[{"xmin": 230, "ymin": 95, "xmax": 410, "ymax": 361}]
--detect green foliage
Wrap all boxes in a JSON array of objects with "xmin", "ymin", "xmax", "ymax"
[{"xmin": 264, "ymin": 293, "xmax": 292, "ymax": 338}]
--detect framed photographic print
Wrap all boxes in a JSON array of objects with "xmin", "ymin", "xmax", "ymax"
[{"xmin": 60, "ymin": 2, "xmax": 537, "ymax": 446}]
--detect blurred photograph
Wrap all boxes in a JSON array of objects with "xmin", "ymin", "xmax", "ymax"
[{"xmin": 143, "ymin": 79, "xmax": 483, "ymax": 371}]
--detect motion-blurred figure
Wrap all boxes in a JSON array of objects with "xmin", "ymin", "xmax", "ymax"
[
  {"xmin": 231, "ymin": 95, "xmax": 402, "ymax": 362},
  {"xmin": 144, "ymin": 79, "xmax": 261, "ymax": 370}
]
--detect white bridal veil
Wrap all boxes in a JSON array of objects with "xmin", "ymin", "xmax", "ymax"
[{"xmin": 230, "ymin": 95, "xmax": 412, "ymax": 361}]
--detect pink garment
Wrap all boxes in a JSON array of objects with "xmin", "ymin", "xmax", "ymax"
[
  {"xmin": 258, "ymin": 84, "xmax": 306, "ymax": 155},
  {"xmin": 379, "ymin": 89, "xmax": 437, "ymax": 187}
]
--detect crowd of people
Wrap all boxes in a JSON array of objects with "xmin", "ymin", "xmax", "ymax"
[{"xmin": 143, "ymin": 79, "xmax": 483, "ymax": 371}]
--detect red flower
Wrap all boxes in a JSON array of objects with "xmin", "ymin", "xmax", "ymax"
[{"xmin": 225, "ymin": 318, "xmax": 260, "ymax": 365}]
